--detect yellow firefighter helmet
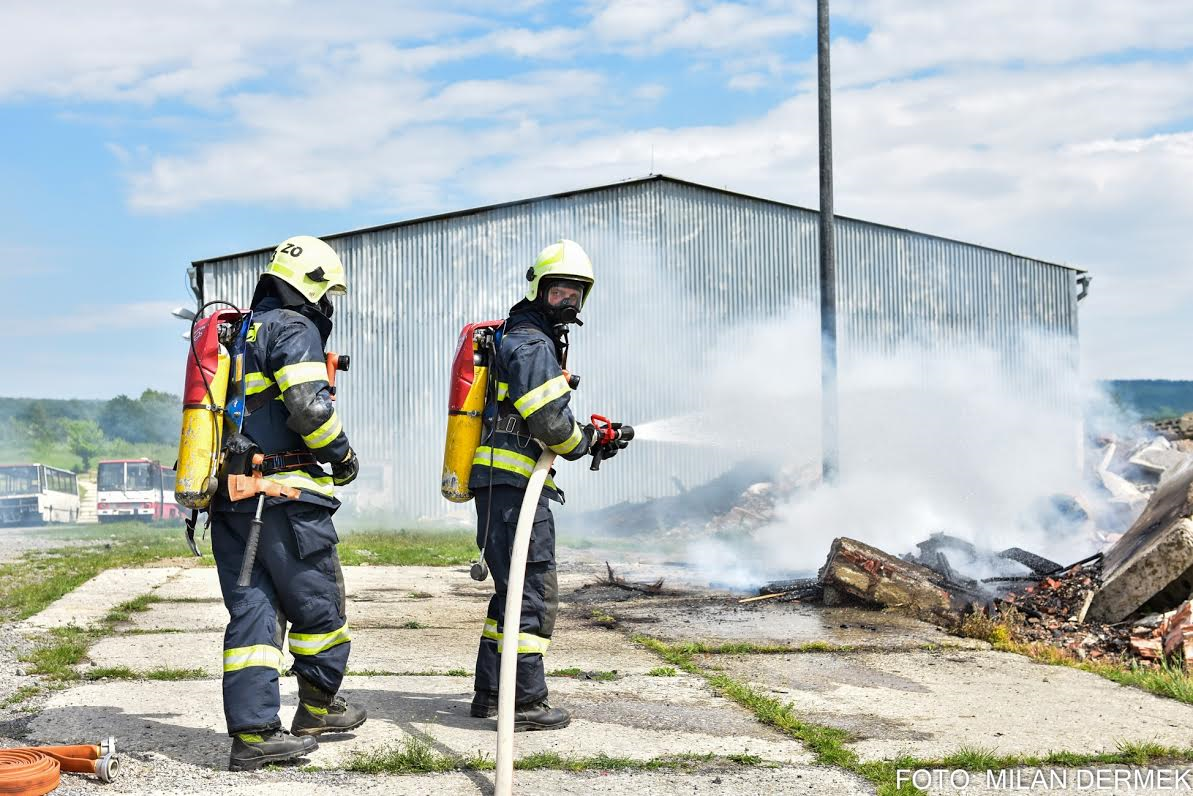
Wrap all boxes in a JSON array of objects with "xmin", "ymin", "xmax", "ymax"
[
  {"xmin": 525, "ymin": 239, "xmax": 594, "ymax": 308},
  {"xmin": 266, "ymin": 235, "xmax": 347, "ymax": 303}
]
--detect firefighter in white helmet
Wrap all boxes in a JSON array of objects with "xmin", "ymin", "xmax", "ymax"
[{"xmin": 467, "ymin": 239, "xmax": 631, "ymax": 730}]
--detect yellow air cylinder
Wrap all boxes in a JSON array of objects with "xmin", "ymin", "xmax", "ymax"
[
  {"xmin": 441, "ymin": 366, "xmax": 488, "ymax": 502},
  {"xmin": 176, "ymin": 343, "xmax": 231, "ymax": 510},
  {"xmin": 441, "ymin": 321, "xmax": 500, "ymax": 502}
]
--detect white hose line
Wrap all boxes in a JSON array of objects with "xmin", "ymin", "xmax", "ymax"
[{"xmin": 495, "ymin": 450, "xmax": 556, "ymax": 796}]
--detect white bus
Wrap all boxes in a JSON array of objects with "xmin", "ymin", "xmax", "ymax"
[{"xmin": 0, "ymin": 464, "xmax": 81, "ymax": 526}]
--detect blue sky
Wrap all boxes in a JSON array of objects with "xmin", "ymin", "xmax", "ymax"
[{"xmin": 1, "ymin": 0, "xmax": 1192, "ymax": 398}]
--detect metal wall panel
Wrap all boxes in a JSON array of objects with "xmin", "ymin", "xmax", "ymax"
[{"xmin": 197, "ymin": 177, "xmax": 1082, "ymax": 519}]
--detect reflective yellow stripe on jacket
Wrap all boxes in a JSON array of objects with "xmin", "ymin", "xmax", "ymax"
[
  {"xmin": 264, "ymin": 470, "xmax": 335, "ymax": 497},
  {"xmin": 472, "ymin": 446, "xmax": 557, "ymax": 491},
  {"xmin": 223, "ymin": 644, "xmax": 284, "ymax": 673},
  {"xmin": 289, "ymin": 623, "xmax": 351, "ymax": 656},
  {"xmin": 548, "ymin": 422, "xmax": 583, "ymax": 455},
  {"xmin": 275, "ymin": 361, "xmax": 327, "ymax": 392},
  {"xmin": 302, "ymin": 411, "xmax": 342, "ymax": 450},
  {"xmin": 513, "ymin": 375, "xmax": 571, "ymax": 419},
  {"xmin": 245, "ymin": 372, "xmax": 274, "ymax": 396}
]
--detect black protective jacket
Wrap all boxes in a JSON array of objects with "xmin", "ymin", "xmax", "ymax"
[
  {"xmin": 214, "ymin": 277, "xmax": 350, "ymax": 512},
  {"xmin": 468, "ymin": 305, "xmax": 592, "ymax": 502}
]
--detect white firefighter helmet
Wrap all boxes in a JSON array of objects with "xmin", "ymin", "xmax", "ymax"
[
  {"xmin": 525, "ymin": 239, "xmax": 594, "ymax": 308},
  {"xmin": 265, "ymin": 235, "xmax": 347, "ymax": 303}
]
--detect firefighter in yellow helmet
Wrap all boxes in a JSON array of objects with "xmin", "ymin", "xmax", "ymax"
[
  {"xmin": 467, "ymin": 239, "xmax": 630, "ymax": 730},
  {"xmin": 213, "ymin": 235, "xmax": 366, "ymax": 771}
]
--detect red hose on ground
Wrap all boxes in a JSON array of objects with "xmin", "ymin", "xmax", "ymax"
[{"xmin": 0, "ymin": 749, "xmax": 60, "ymax": 796}]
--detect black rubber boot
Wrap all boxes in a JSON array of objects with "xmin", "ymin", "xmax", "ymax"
[
  {"xmin": 228, "ymin": 729, "xmax": 317, "ymax": 771},
  {"xmin": 290, "ymin": 675, "xmax": 368, "ymax": 737},
  {"xmin": 513, "ymin": 700, "xmax": 571, "ymax": 732},
  {"xmin": 471, "ymin": 690, "xmax": 498, "ymax": 718}
]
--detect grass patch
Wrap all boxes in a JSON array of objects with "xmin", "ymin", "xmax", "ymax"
[
  {"xmin": 673, "ymin": 640, "xmax": 854, "ymax": 656},
  {"xmin": 344, "ymin": 736, "xmax": 764, "ymax": 775},
  {"xmin": 0, "ymin": 685, "xmax": 41, "ymax": 709},
  {"xmin": 0, "ymin": 524, "xmax": 193, "ymax": 622},
  {"xmin": 345, "ymin": 736, "xmax": 465, "ymax": 774},
  {"xmin": 406, "ymin": 591, "xmax": 433, "ymax": 599},
  {"xmin": 647, "ymin": 666, "xmax": 677, "ymax": 677},
  {"xmin": 103, "ymin": 594, "xmax": 162, "ymax": 623},
  {"xmin": 337, "ymin": 530, "xmax": 475, "ymax": 567},
  {"xmin": 84, "ymin": 666, "xmax": 137, "ymax": 681},
  {"xmin": 589, "ymin": 608, "xmax": 617, "ymax": 627},
  {"xmin": 145, "ymin": 667, "xmax": 208, "ymax": 681},
  {"xmin": 547, "ymin": 668, "xmax": 619, "ymax": 681},
  {"xmin": 400, "ymin": 620, "xmax": 428, "ymax": 630},
  {"xmin": 347, "ymin": 668, "xmax": 471, "ymax": 677},
  {"xmin": 22, "ymin": 627, "xmax": 95, "ymax": 681}
]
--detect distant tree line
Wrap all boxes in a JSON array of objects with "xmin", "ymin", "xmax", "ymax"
[
  {"xmin": 0, "ymin": 391, "xmax": 179, "ymax": 470},
  {"xmin": 1100, "ymin": 380, "xmax": 1193, "ymax": 421}
]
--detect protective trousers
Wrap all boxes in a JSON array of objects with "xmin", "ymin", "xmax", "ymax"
[
  {"xmin": 474, "ymin": 484, "xmax": 559, "ymax": 706},
  {"xmin": 212, "ymin": 503, "xmax": 351, "ymax": 734}
]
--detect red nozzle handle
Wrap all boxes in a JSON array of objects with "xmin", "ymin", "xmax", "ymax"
[{"xmin": 590, "ymin": 414, "xmax": 616, "ymax": 445}]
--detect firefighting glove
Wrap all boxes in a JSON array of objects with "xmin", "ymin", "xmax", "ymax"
[{"xmin": 332, "ymin": 448, "xmax": 359, "ymax": 486}]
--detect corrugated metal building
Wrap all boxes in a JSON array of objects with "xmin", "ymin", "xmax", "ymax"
[{"xmin": 191, "ymin": 175, "xmax": 1086, "ymax": 519}]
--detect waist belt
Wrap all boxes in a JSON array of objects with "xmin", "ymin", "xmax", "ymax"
[{"xmin": 260, "ymin": 451, "xmax": 318, "ymax": 475}]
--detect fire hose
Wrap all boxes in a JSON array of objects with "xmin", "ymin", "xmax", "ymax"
[
  {"xmin": 494, "ymin": 420, "xmax": 633, "ymax": 795},
  {"xmin": 0, "ymin": 736, "xmax": 119, "ymax": 795},
  {"xmin": 494, "ymin": 449, "xmax": 554, "ymax": 796}
]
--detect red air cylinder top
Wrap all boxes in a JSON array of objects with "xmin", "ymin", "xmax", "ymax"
[
  {"xmin": 183, "ymin": 309, "xmax": 243, "ymax": 404},
  {"xmin": 448, "ymin": 320, "xmax": 502, "ymax": 412}
]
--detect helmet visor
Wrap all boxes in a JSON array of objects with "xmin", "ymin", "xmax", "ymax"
[{"xmin": 543, "ymin": 279, "xmax": 585, "ymax": 310}]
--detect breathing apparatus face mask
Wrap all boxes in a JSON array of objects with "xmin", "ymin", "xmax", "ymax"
[
  {"xmin": 317, "ymin": 295, "xmax": 335, "ymax": 320},
  {"xmin": 539, "ymin": 279, "xmax": 586, "ymax": 326}
]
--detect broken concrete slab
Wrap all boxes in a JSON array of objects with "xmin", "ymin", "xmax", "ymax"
[
  {"xmin": 89, "ymin": 624, "xmax": 663, "ymax": 677},
  {"xmin": 1129, "ymin": 437, "xmax": 1192, "ymax": 481},
  {"xmin": 150, "ymin": 567, "xmax": 221, "ymax": 600},
  {"xmin": 28, "ymin": 674, "xmax": 812, "ymax": 772},
  {"xmin": 1096, "ymin": 442, "xmax": 1148, "ymax": 510},
  {"xmin": 702, "ymin": 649, "xmax": 1193, "ymax": 761},
  {"xmin": 578, "ymin": 592, "xmax": 987, "ymax": 651},
  {"xmin": 1088, "ymin": 464, "xmax": 1193, "ymax": 622},
  {"xmin": 23, "ymin": 567, "xmax": 182, "ymax": 630},
  {"xmin": 819, "ymin": 538, "xmax": 963, "ymax": 622}
]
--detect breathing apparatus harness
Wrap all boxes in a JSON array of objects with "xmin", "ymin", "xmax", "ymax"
[
  {"xmin": 470, "ymin": 318, "xmax": 588, "ymax": 582},
  {"xmin": 181, "ymin": 299, "xmax": 349, "ymax": 565}
]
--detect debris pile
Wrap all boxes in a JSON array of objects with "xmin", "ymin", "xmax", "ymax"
[
  {"xmin": 991, "ymin": 558, "xmax": 1137, "ymax": 661},
  {"xmin": 1129, "ymin": 600, "xmax": 1193, "ymax": 664}
]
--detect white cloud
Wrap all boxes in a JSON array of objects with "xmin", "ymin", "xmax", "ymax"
[
  {"xmin": 0, "ymin": 301, "xmax": 177, "ymax": 336},
  {"xmin": 633, "ymin": 83, "xmax": 668, "ymax": 101},
  {"xmin": 0, "ymin": 2, "xmax": 478, "ymax": 103},
  {"xmin": 727, "ymin": 72, "xmax": 767, "ymax": 91},
  {"xmin": 589, "ymin": 0, "xmax": 690, "ymax": 42}
]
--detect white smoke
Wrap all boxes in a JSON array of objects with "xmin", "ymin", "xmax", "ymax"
[{"xmin": 662, "ymin": 301, "xmax": 1130, "ymax": 587}]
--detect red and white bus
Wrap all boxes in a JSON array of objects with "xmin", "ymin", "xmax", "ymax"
[{"xmin": 96, "ymin": 459, "xmax": 182, "ymax": 523}]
